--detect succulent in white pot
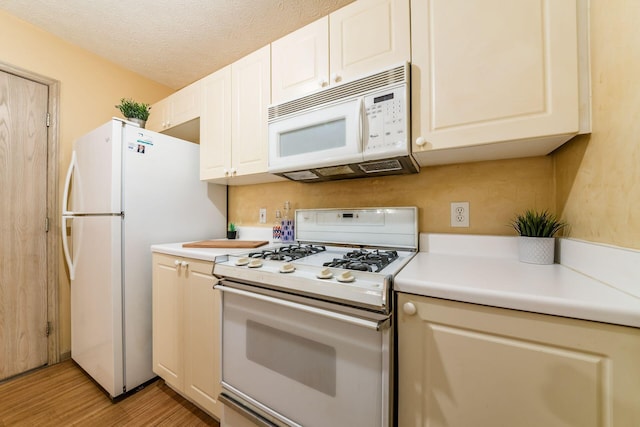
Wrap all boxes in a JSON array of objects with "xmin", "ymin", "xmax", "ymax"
[{"xmin": 511, "ymin": 210, "xmax": 567, "ymax": 265}]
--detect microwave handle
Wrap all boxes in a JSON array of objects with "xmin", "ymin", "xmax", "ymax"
[{"xmin": 357, "ymin": 97, "xmax": 365, "ymax": 152}]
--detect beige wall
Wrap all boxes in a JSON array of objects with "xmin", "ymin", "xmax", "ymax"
[
  {"xmin": 554, "ymin": 0, "xmax": 640, "ymax": 249},
  {"xmin": 231, "ymin": 1, "xmax": 640, "ymax": 251},
  {"xmin": 0, "ymin": 10, "xmax": 173, "ymax": 355},
  {"xmin": 230, "ymin": 157, "xmax": 555, "ymax": 236}
]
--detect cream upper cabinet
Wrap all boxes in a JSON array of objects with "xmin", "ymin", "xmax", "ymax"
[
  {"xmin": 271, "ymin": 17, "xmax": 329, "ymax": 103},
  {"xmin": 147, "ymin": 80, "xmax": 202, "ymax": 133},
  {"xmin": 271, "ymin": 0, "xmax": 410, "ymax": 104},
  {"xmin": 152, "ymin": 253, "xmax": 223, "ymax": 419},
  {"xmin": 397, "ymin": 293, "xmax": 640, "ymax": 427},
  {"xmin": 411, "ymin": 0, "xmax": 591, "ymax": 166},
  {"xmin": 231, "ymin": 45, "xmax": 271, "ymax": 177},
  {"xmin": 329, "ymin": 0, "xmax": 410, "ymax": 84},
  {"xmin": 200, "ymin": 66, "xmax": 232, "ymax": 180},
  {"xmin": 200, "ymin": 45, "xmax": 282, "ymax": 185}
]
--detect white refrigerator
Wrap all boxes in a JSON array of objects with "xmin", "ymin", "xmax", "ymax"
[{"xmin": 61, "ymin": 118, "xmax": 227, "ymax": 398}]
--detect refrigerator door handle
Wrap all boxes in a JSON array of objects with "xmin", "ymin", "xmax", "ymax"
[
  {"xmin": 61, "ymin": 215, "xmax": 76, "ymax": 280},
  {"xmin": 62, "ymin": 151, "xmax": 77, "ymax": 215}
]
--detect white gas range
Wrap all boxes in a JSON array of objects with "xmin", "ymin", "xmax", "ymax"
[
  {"xmin": 213, "ymin": 207, "xmax": 417, "ymax": 427},
  {"xmin": 214, "ymin": 207, "xmax": 417, "ymax": 313}
]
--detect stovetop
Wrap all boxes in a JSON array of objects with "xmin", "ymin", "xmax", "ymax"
[
  {"xmin": 213, "ymin": 207, "xmax": 418, "ymax": 313},
  {"xmin": 244, "ymin": 244, "xmax": 403, "ymax": 274}
]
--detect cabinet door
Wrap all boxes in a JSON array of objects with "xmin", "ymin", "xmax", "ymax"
[
  {"xmin": 271, "ymin": 17, "xmax": 329, "ymax": 103},
  {"xmin": 397, "ymin": 293, "xmax": 640, "ymax": 427},
  {"xmin": 411, "ymin": 0, "xmax": 580, "ymax": 160},
  {"xmin": 200, "ymin": 66, "xmax": 232, "ymax": 180},
  {"xmin": 184, "ymin": 259, "xmax": 222, "ymax": 418},
  {"xmin": 231, "ymin": 45, "xmax": 271, "ymax": 177},
  {"xmin": 152, "ymin": 253, "xmax": 184, "ymax": 390},
  {"xmin": 169, "ymin": 80, "xmax": 202, "ymax": 127},
  {"xmin": 146, "ymin": 97, "xmax": 169, "ymax": 132},
  {"xmin": 329, "ymin": 0, "xmax": 410, "ymax": 84}
]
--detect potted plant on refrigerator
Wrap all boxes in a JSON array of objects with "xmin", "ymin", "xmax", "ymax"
[
  {"xmin": 115, "ymin": 98, "xmax": 151, "ymax": 128},
  {"xmin": 511, "ymin": 209, "xmax": 567, "ymax": 265},
  {"xmin": 227, "ymin": 222, "xmax": 238, "ymax": 240}
]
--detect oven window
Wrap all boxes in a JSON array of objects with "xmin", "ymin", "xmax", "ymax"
[
  {"xmin": 279, "ymin": 119, "xmax": 346, "ymax": 157},
  {"xmin": 246, "ymin": 320, "xmax": 336, "ymax": 396}
]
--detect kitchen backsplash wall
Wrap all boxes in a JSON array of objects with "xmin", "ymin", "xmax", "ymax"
[
  {"xmin": 553, "ymin": 0, "xmax": 640, "ymax": 251},
  {"xmin": 229, "ymin": 156, "xmax": 555, "ymax": 237}
]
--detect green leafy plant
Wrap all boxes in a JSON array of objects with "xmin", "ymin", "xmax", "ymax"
[
  {"xmin": 228, "ymin": 222, "xmax": 236, "ymax": 232},
  {"xmin": 115, "ymin": 98, "xmax": 151, "ymax": 121},
  {"xmin": 511, "ymin": 210, "xmax": 567, "ymax": 238}
]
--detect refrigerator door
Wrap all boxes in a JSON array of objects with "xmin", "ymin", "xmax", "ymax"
[
  {"xmin": 69, "ymin": 214, "xmax": 124, "ymax": 398},
  {"xmin": 120, "ymin": 124, "xmax": 227, "ymax": 391},
  {"xmin": 69, "ymin": 120, "xmax": 123, "ymax": 214}
]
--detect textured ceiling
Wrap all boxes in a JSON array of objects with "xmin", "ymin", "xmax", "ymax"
[{"xmin": 0, "ymin": 0, "xmax": 355, "ymax": 89}]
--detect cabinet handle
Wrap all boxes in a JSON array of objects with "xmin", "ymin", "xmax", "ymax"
[
  {"xmin": 330, "ymin": 73, "xmax": 341, "ymax": 83},
  {"xmin": 403, "ymin": 302, "xmax": 417, "ymax": 316},
  {"xmin": 318, "ymin": 78, "xmax": 328, "ymax": 87},
  {"xmin": 174, "ymin": 260, "xmax": 181, "ymax": 267},
  {"xmin": 224, "ymin": 169, "xmax": 229, "ymax": 177},
  {"xmin": 415, "ymin": 136, "xmax": 428, "ymax": 147},
  {"xmin": 231, "ymin": 168, "xmax": 237, "ymax": 176},
  {"xmin": 181, "ymin": 261, "xmax": 189, "ymax": 268}
]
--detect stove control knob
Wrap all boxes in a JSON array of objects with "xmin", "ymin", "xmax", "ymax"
[
  {"xmin": 403, "ymin": 302, "xmax": 417, "ymax": 316},
  {"xmin": 337, "ymin": 271, "xmax": 355, "ymax": 283},
  {"xmin": 280, "ymin": 263, "xmax": 296, "ymax": 273},
  {"xmin": 316, "ymin": 267, "xmax": 333, "ymax": 279}
]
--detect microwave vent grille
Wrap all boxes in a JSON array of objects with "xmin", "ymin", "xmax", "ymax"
[
  {"xmin": 359, "ymin": 159, "xmax": 403, "ymax": 174},
  {"xmin": 269, "ymin": 64, "xmax": 408, "ymax": 120}
]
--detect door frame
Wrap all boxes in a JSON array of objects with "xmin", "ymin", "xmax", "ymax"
[{"xmin": 1, "ymin": 61, "xmax": 60, "ymax": 365}]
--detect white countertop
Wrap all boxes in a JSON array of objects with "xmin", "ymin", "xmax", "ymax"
[
  {"xmin": 150, "ymin": 242, "xmax": 254, "ymax": 261},
  {"xmin": 394, "ymin": 234, "xmax": 640, "ymax": 328},
  {"xmin": 151, "ymin": 226, "xmax": 272, "ymax": 261}
]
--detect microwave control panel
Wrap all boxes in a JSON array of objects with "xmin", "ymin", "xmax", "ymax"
[{"xmin": 363, "ymin": 85, "xmax": 408, "ymax": 155}]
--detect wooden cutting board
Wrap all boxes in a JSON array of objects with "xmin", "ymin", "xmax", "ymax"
[{"xmin": 182, "ymin": 240, "xmax": 269, "ymax": 249}]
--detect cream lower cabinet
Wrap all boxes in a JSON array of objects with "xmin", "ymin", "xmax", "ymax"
[
  {"xmin": 397, "ymin": 293, "xmax": 640, "ymax": 427},
  {"xmin": 410, "ymin": 0, "xmax": 590, "ymax": 166},
  {"xmin": 152, "ymin": 253, "xmax": 222, "ymax": 419},
  {"xmin": 271, "ymin": 0, "xmax": 410, "ymax": 104}
]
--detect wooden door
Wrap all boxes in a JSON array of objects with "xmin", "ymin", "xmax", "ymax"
[{"xmin": 0, "ymin": 70, "xmax": 49, "ymax": 380}]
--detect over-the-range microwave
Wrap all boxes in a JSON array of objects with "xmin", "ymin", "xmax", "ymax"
[{"xmin": 268, "ymin": 63, "xmax": 418, "ymax": 182}]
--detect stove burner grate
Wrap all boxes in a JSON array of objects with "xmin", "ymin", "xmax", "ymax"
[
  {"xmin": 248, "ymin": 244, "xmax": 327, "ymax": 262},
  {"xmin": 323, "ymin": 249, "xmax": 399, "ymax": 273}
]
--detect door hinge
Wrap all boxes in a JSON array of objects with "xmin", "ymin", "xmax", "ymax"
[
  {"xmin": 46, "ymin": 113, "xmax": 51, "ymax": 127},
  {"xmin": 45, "ymin": 217, "xmax": 50, "ymax": 232},
  {"xmin": 45, "ymin": 322, "xmax": 51, "ymax": 337}
]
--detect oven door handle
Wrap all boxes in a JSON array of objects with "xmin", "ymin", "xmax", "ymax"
[{"xmin": 215, "ymin": 284, "xmax": 388, "ymax": 331}]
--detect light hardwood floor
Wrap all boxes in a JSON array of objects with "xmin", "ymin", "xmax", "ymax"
[{"xmin": 0, "ymin": 359, "xmax": 220, "ymax": 426}]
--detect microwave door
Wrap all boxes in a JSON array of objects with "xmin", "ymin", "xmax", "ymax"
[{"xmin": 268, "ymin": 98, "xmax": 363, "ymax": 173}]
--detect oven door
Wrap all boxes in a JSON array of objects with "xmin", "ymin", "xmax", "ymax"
[{"xmin": 217, "ymin": 281, "xmax": 391, "ymax": 427}]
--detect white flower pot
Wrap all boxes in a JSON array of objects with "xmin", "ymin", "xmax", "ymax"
[{"xmin": 518, "ymin": 236, "xmax": 556, "ymax": 265}]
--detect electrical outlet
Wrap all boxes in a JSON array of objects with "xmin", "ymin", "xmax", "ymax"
[
  {"xmin": 259, "ymin": 208, "xmax": 267, "ymax": 224},
  {"xmin": 450, "ymin": 202, "xmax": 469, "ymax": 227}
]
